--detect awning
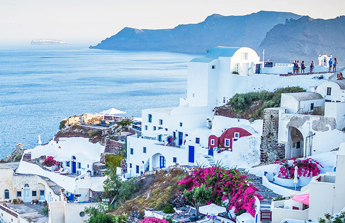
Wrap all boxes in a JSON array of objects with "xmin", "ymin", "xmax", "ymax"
[
  {"xmin": 99, "ymin": 108, "xmax": 126, "ymax": 116},
  {"xmin": 292, "ymin": 194, "xmax": 309, "ymax": 205}
]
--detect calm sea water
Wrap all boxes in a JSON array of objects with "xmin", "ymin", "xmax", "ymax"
[{"xmin": 0, "ymin": 45, "xmax": 196, "ymax": 159}]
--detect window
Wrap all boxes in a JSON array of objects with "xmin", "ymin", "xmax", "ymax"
[
  {"xmin": 311, "ymin": 103, "xmax": 314, "ymax": 110},
  {"xmin": 66, "ymin": 161, "xmax": 70, "ymax": 167},
  {"xmin": 243, "ymin": 52, "xmax": 248, "ymax": 60},
  {"xmin": 145, "ymin": 125, "xmax": 148, "ymax": 130},
  {"xmin": 158, "ymin": 135, "xmax": 162, "ymax": 142},
  {"xmin": 159, "ymin": 119, "xmax": 163, "ymax": 125},
  {"xmin": 173, "ymin": 157, "xmax": 177, "ymax": 163},
  {"xmin": 180, "ymin": 122, "xmax": 183, "ymax": 127},
  {"xmin": 212, "ymin": 65, "xmax": 216, "ymax": 69},
  {"xmin": 173, "ymin": 132, "xmax": 176, "ymax": 138},
  {"xmin": 87, "ymin": 164, "xmax": 89, "ymax": 168},
  {"xmin": 148, "ymin": 114, "xmax": 152, "ymax": 123},
  {"xmin": 40, "ymin": 190, "xmax": 45, "ymax": 196},
  {"xmin": 4, "ymin": 189, "xmax": 9, "ymax": 199},
  {"xmin": 153, "ymin": 126, "xmax": 156, "ymax": 131},
  {"xmin": 234, "ymin": 132, "xmax": 240, "ymax": 138},
  {"xmin": 17, "ymin": 191, "xmax": 22, "ymax": 197},
  {"xmin": 223, "ymin": 97, "xmax": 226, "ymax": 103},
  {"xmin": 210, "ymin": 139, "xmax": 215, "ymax": 146},
  {"xmin": 24, "ymin": 183, "xmax": 29, "ymax": 188},
  {"xmin": 225, "ymin": 139, "xmax": 230, "ymax": 147},
  {"xmin": 195, "ymin": 138, "xmax": 200, "ymax": 144},
  {"xmin": 235, "ymin": 63, "xmax": 239, "ymax": 72},
  {"xmin": 32, "ymin": 191, "xmax": 37, "ymax": 196},
  {"xmin": 130, "ymin": 163, "xmax": 132, "ymax": 168},
  {"xmin": 130, "ymin": 148, "xmax": 134, "ymax": 155},
  {"xmin": 327, "ymin": 87, "xmax": 332, "ymax": 95},
  {"xmin": 185, "ymin": 134, "xmax": 188, "ymax": 137},
  {"xmin": 143, "ymin": 147, "xmax": 146, "ymax": 153},
  {"xmin": 165, "ymin": 128, "xmax": 168, "ymax": 131},
  {"xmin": 296, "ymin": 141, "xmax": 301, "ymax": 149},
  {"xmin": 136, "ymin": 165, "xmax": 139, "ymax": 174},
  {"xmin": 78, "ymin": 162, "xmax": 81, "ymax": 169}
]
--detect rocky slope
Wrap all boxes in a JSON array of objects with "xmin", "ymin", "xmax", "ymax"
[
  {"xmin": 90, "ymin": 11, "xmax": 300, "ymax": 54},
  {"xmin": 258, "ymin": 16, "xmax": 345, "ymax": 63}
]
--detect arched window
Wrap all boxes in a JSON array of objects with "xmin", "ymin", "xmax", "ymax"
[
  {"xmin": 4, "ymin": 189, "xmax": 9, "ymax": 199},
  {"xmin": 24, "ymin": 184, "xmax": 29, "ymax": 188},
  {"xmin": 71, "ymin": 156, "xmax": 76, "ymax": 160}
]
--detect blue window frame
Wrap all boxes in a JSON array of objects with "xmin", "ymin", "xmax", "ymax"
[
  {"xmin": 159, "ymin": 119, "xmax": 163, "ymax": 125},
  {"xmin": 130, "ymin": 163, "xmax": 132, "ymax": 168},
  {"xmin": 153, "ymin": 126, "xmax": 156, "ymax": 130},
  {"xmin": 173, "ymin": 157, "xmax": 177, "ymax": 163},
  {"xmin": 195, "ymin": 137, "xmax": 200, "ymax": 144},
  {"xmin": 145, "ymin": 125, "xmax": 148, "ymax": 130},
  {"xmin": 143, "ymin": 147, "xmax": 146, "ymax": 153},
  {"xmin": 148, "ymin": 114, "xmax": 152, "ymax": 123},
  {"xmin": 66, "ymin": 161, "xmax": 70, "ymax": 167},
  {"xmin": 130, "ymin": 148, "xmax": 134, "ymax": 155},
  {"xmin": 180, "ymin": 122, "xmax": 183, "ymax": 127},
  {"xmin": 136, "ymin": 165, "xmax": 139, "ymax": 174},
  {"xmin": 78, "ymin": 162, "xmax": 81, "ymax": 169}
]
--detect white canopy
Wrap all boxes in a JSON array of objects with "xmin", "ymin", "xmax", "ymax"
[
  {"xmin": 199, "ymin": 203, "xmax": 226, "ymax": 215},
  {"xmin": 99, "ymin": 108, "xmax": 126, "ymax": 116}
]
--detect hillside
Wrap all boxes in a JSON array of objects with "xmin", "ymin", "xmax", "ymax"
[
  {"xmin": 258, "ymin": 16, "xmax": 345, "ymax": 63},
  {"xmin": 90, "ymin": 11, "xmax": 300, "ymax": 54}
]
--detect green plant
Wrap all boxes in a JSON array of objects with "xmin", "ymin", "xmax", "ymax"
[
  {"xmin": 88, "ymin": 130, "xmax": 100, "ymax": 137},
  {"xmin": 14, "ymin": 155, "xmax": 22, "ymax": 162},
  {"xmin": 105, "ymin": 154, "xmax": 125, "ymax": 173},
  {"xmin": 113, "ymin": 213, "xmax": 129, "ymax": 223},
  {"xmin": 41, "ymin": 207, "xmax": 48, "ymax": 216},
  {"xmin": 163, "ymin": 205, "xmax": 175, "ymax": 214},
  {"xmin": 59, "ymin": 119, "xmax": 67, "ymax": 130},
  {"xmin": 183, "ymin": 184, "xmax": 212, "ymax": 220},
  {"xmin": 89, "ymin": 213, "xmax": 113, "ymax": 223}
]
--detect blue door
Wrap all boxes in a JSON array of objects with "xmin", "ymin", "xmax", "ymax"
[
  {"xmin": 208, "ymin": 149, "xmax": 214, "ymax": 156},
  {"xmin": 178, "ymin": 132, "xmax": 183, "ymax": 145},
  {"xmin": 160, "ymin": 156, "xmax": 165, "ymax": 168},
  {"xmin": 72, "ymin": 161, "xmax": 76, "ymax": 174},
  {"xmin": 189, "ymin": 146, "xmax": 195, "ymax": 163}
]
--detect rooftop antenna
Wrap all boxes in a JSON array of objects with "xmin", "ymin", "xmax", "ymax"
[{"xmin": 38, "ymin": 135, "xmax": 42, "ymax": 145}]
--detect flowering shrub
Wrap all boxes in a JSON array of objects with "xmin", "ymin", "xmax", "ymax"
[
  {"xmin": 178, "ymin": 166, "xmax": 262, "ymax": 217},
  {"xmin": 139, "ymin": 217, "xmax": 170, "ymax": 223},
  {"xmin": 276, "ymin": 158, "xmax": 323, "ymax": 179},
  {"xmin": 43, "ymin": 156, "xmax": 57, "ymax": 167}
]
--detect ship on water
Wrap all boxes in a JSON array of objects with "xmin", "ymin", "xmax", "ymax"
[{"xmin": 31, "ymin": 39, "xmax": 67, "ymax": 45}]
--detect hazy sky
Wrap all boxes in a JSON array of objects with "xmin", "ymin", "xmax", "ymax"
[{"xmin": 1, "ymin": 0, "xmax": 344, "ymax": 46}]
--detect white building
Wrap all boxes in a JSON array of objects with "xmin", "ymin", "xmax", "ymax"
[
  {"xmin": 126, "ymin": 46, "xmax": 339, "ymax": 177},
  {"xmin": 277, "ymin": 80, "xmax": 345, "ymax": 159}
]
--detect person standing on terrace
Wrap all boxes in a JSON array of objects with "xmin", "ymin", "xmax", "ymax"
[
  {"xmin": 333, "ymin": 58, "xmax": 338, "ymax": 72},
  {"xmin": 301, "ymin": 61, "xmax": 306, "ymax": 74},
  {"xmin": 329, "ymin": 58, "xmax": 333, "ymax": 72},
  {"xmin": 310, "ymin": 61, "xmax": 315, "ymax": 73}
]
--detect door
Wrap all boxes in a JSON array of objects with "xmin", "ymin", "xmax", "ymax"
[
  {"xmin": 178, "ymin": 132, "xmax": 183, "ymax": 145},
  {"xmin": 23, "ymin": 189, "xmax": 30, "ymax": 202},
  {"xmin": 159, "ymin": 156, "xmax": 165, "ymax": 168},
  {"xmin": 188, "ymin": 146, "xmax": 195, "ymax": 163},
  {"xmin": 72, "ymin": 161, "xmax": 77, "ymax": 174},
  {"xmin": 208, "ymin": 149, "xmax": 214, "ymax": 156},
  {"xmin": 39, "ymin": 190, "xmax": 45, "ymax": 201}
]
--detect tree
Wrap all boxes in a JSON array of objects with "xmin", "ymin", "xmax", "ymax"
[
  {"xmin": 103, "ymin": 166, "xmax": 122, "ymax": 203},
  {"xmin": 113, "ymin": 213, "xmax": 129, "ymax": 223},
  {"xmin": 88, "ymin": 213, "xmax": 113, "ymax": 223},
  {"xmin": 183, "ymin": 184, "xmax": 212, "ymax": 220}
]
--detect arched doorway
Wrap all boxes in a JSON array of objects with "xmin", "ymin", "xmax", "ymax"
[
  {"xmin": 152, "ymin": 153, "xmax": 165, "ymax": 170},
  {"xmin": 23, "ymin": 183, "xmax": 31, "ymax": 202},
  {"xmin": 289, "ymin": 127, "xmax": 304, "ymax": 158}
]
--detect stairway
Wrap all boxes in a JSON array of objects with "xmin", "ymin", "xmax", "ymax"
[{"xmin": 203, "ymin": 155, "xmax": 216, "ymax": 166}]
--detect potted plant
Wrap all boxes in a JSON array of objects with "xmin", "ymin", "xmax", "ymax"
[{"xmin": 43, "ymin": 156, "xmax": 57, "ymax": 171}]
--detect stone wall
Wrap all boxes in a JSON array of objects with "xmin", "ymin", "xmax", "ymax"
[
  {"xmin": 260, "ymin": 109, "xmax": 285, "ymax": 163},
  {"xmin": 105, "ymin": 138, "xmax": 124, "ymax": 154}
]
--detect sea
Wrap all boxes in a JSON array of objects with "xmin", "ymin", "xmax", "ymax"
[{"xmin": 0, "ymin": 45, "xmax": 197, "ymax": 159}]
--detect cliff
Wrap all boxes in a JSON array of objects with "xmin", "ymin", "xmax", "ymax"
[
  {"xmin": 90, "ymin": 11, "xmax": 301, "ymax": 54},
  {"xmin": 258, "ymin": 16, "xmax": 345, "ymax": 63}
]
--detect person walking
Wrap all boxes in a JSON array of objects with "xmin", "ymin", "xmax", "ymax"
[
  {"xmin": 310, "ymin": 61, "xmax": 315, "ymax": 73},
  {"xmin": 329, "ymin": 58, "xmax": 333, "ymax": 72},
  {"xmin": 333, "ymin": 58, "xmax": 338, "ymax": 72},
  {"xmin": 301, "ymin": 61, "xmax": 306, "ymax": 74}
]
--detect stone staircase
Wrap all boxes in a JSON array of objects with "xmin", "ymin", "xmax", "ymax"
[{"xmin": 203, "ymin": 155, "xmax": 216, "ymax": 166}]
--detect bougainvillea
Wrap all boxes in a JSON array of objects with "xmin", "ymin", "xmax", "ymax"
[
  {"xmin": 276, "ymin": 158, "xmax": 323, "ymax": 179},
  {"xmin": 177, "ymin": 166, "xmax": 262, "ymax": 217},
  {"xmin": 139, "ymin": 217, "xmax": 170, "ymax": 223},
  {"xmin": 43, "ymin": 156, "xmax": 57, "ymax": 167}
]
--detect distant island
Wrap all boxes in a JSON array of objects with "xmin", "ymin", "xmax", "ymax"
[{"xmin": 31, "ymin": 39, "xmax": 67, "ymax": 45}]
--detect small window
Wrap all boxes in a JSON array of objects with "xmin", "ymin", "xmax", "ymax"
[
  {"xmin": 185, "ymin": 134, "xmax": 188, "ymax": 137},
  {"xmin": 173, "ymin": 157, "xmax": 177, "ymax": 163},
  {"xmin": 143, "ymin": 147, "xmax": 146, "ymax": 153},
  {"xmin": 66, "ymin": 161, "xmax": 70, "ymax": 167},
  {"xmin": 212, "ymin": 65, "xmax": 216, "ymax": 69},
  {"xmin": 148, "ymin": 114, "xmax": 152, "ymax": 123},
  {"xmin": 296, "ymin": 141, "xmax": 301, "ymax": 149},
  {"xmin": 24, "ymin": 183, "xmax": 29, "ymax": 188},
  {"xmin": 153, "ymin": 126, "xmax": 156, "ymax": 131},
  {"xmin": 159, "ymin": 119, "xmax": 163, "ymax": 125},
  {"xmin": 158, "ymin": 135, "xmax": 162, "ymax": 142},
  {"xmin": 158, "ymin": 126, "xmax": 163, "ymax": 130},
  {"xmin": 136, "ymin": 165, "xmax": 139, "ymax": 174},
  {"xmin": 243, "ymin": 52, "xmax": 248, "ymax": 60},
  {"xmin": 173, "ymin": 132, "xmax": 176, "ymax": 138},
  {"xmin": 195, "ymin": 138, "xmax": 200, "ymax": 144},
  {"xmin": 32, "ymin": 191, "xmax": 37, "ymax": 196},
  {"xmin": 327, "ymin": 87, "xmax": 332, "ymax": 96},
  {"xmin": 87, "ymin": 164, "xmax": 89, "ymax": 168},
  {"xmin": 192, "ymin": 93, "xmax": 195, "ymax": 97},
  {"xmin": 4, "ymin": 189, "xmax": 9, "ymax": 199},
  {"xmin": 130, "ymin": 148, "xmax": 134, "ymax": 155},
  {"xmin": 40, "ymin": 190, "xmax": 45, "ymax": 196},
  {"xmin": 311, "ymin": 103, "xmax": 314, "ymax": 110},
  {"xmin": 180, "ymin": 122, "xmax": 183, "ymax": 127},
  {"xmin": 234, "ymin": 132, "xmax": 240, "ymax": 138},
  {"xmin": 130, "ymin": 163, "xmax": 132, "ymax": 168},
  {"xmin": 145, "ymin": 125, "xmax": 148, "ymax": 130},
  {"xmin": 210, "ymin": 139, "xmax": 215, "ymax": 146},
  {"xmin": 165, "ymin": 128, "xmax": 168, "ymax": 131},
  {"xmin": 78, "ymin": 162, "xmax": 81, "ymax": 169},
  {"xmin": 224, "ymin": 139, "xmax": 230, "ymax": 147},
  {"xmin": 17, "ymin": 191, "xmax": 22, "ymax": 197}
]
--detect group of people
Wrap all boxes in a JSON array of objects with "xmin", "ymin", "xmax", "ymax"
[
  {"xmin": 292, "ymin": 60, "xmax": 314, "ymax": 74},
  {"xmin": 328, "ymin": 58, "xmax": 338, "ymax": 72},
  {"xmin": 293, "ymin": 57, "xmax": 338, "ymax": 74}
]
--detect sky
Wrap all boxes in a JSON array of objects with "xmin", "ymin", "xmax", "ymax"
[{"xmin": 0, "ymin": 0, "xmax": 344, "ymax": 46}]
